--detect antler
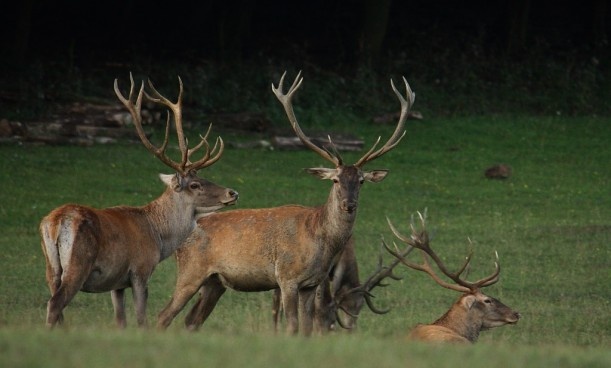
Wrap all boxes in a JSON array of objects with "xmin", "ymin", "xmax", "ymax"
[
  {"xmin": 114, "ymin": 73, "xmax": 224, "ymax": 175},
  {"xmin": 271, "ymin": 71, "xmax": 342, "ymax": 167},
  {"xmin": 338, "ymin": 241, "xmax": 411, "ymax": 316},
  {"xmin": 354, "ymin": 77, "xmax": 415, "ymax": 167},
  {"xmin": 384, "ymin": 210, "xmax": 500, "ymax": 293}
]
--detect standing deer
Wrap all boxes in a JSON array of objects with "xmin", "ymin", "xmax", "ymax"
[
  {"xmin": 39, "ymin": 74, "xmax": 239, "ymax": 328},
  {"xmin": 272, "ymin": 235, "xmax": 409, "ymax": 332},
  {"xmin": 156, "ymin": 71, "xmax": 415, "ymax": 335},
  {"xmin": 383, "ymin": 211, "xmax": 521, "ymax": 343}
]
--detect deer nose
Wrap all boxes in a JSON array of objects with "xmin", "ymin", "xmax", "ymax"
[
  {"xmin": 341, "ymin": 200, "xmax": 357, "ymax": 213},
  {"xmin": 223, "ymin": 189, "xmax": 239, "ymax": 204}
]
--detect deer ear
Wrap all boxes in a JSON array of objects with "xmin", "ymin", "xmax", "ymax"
[
  {"xmin": 159, "ymin": 173, "xmax": 184, "ymax": 192},
  {"xmin": 461, "ymin": 294, "xmax": 477, "ymax": 310},
  {"xmin": 363, "ymin": 170, "xmax": 389, "ymax": 183},
  {"xmin": 305, "ymin": 168, "xmax": 337, "ymax": 180}
]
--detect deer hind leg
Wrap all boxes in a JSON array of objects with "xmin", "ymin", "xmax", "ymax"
[
  {"xmin": 45, "ymin": 261, "xmax": 94, "ymax": 328},
  {"xmin": 184, "ymin": 275, "xmax": 226, "ymax": 331},
  {"xmin": 44, "ymin": 230, "xmax": 97, "ymax": 328},
  {"xmin": 43, "ymin": 251, "xmax": 64, "ymax": 326},
  {"xmin": 157, "ymin": 269, "xmax": 208, "ymax": 330},
  {"xmin": 111, "ymin": 289, "xmax": 127, "ymax": 328}
]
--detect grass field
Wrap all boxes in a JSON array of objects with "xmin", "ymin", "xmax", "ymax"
[{"xmin": 0, "ymin": 114, "xmax": 609, "ymax": 367}]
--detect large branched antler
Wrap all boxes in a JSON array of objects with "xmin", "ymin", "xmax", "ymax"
[
  {"xmin": 336, "ymin": 240, "xmax": 411, "ymax": 318},
  {"xmin": 114, "ymin": 73, "xmax": 224, "ymax": 176},
  {"xmin": 272, "ymin": 71, "xmax": 415, "ymax": 168},
  {"xmin": 384, "ymin": 210, "xmax": 500, "ymax": 293},
  {"xmin": 271, "ymin": 71, "xmax": 342, "ymax": 166},
  {"xmin": 354, "ymin": 77, "xmax": 415, "ymax": 168}
]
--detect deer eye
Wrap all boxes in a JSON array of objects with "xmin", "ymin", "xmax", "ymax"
[
  {"xmin": 332, "ymin": 179, "xmax": 339, "ymax": 184},
  {"xmin": 189, "ymin": 182, "xmax": 200, "ymax": 190},
  {"xmin": 484, "ymin": 299, "xmax": 492, "ymax": 304}
]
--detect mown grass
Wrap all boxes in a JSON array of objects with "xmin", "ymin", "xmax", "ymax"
[{"xmin": 0, "ymin": 114, "xmax": 609, "ymax": 367}]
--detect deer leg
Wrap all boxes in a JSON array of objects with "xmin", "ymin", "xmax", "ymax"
[
  {"xmin": 111, "ymin": 289, "xmax": 127, "ymax": 328},
  {"xmin": 271, "ymin": 289, "xmax": 283, "ymax": 333},
  {"xmin": 44, "ymin": 262, "xmax": 65, "ymax": 326},
  {"xmin": 46, "ymin": 257, "xmax": 95, "ymax": 328},
  {"xmin": 280, "ymin": 284, "xmax": 299, "ymax": 335},
  {"xmin": 46, "ymin": 269, "xmax": 90, "ymax": 328},
  {"xmin": 131, "ymin": 276, "xmax": 149, "ymax": 328},
  {"xmin": 313, "ymin": 281, "xmax": 334, "ymax": 334},
  {"xmin": 298, "ymin": 286, "xmax": 316, "ymax": 337},
  {"xmin": 184, "ymin": 275, "xmax": 226, "ymax": 331},
  {"xmin": 157, "ymin": 273, "xmax": 206, "ymax": 330}
]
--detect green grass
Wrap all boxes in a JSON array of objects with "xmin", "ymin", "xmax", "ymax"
[{"xmin": 0, "ymin": 115, "xmax": 609, "ymax": 367}]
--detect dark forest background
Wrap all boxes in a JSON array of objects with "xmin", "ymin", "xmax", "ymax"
[{"xmin": 1, "ymin": 0, "xmax": 610, "ymax": 118}]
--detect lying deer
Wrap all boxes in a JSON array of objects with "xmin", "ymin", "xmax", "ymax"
[
  {"xmin": 272, "ymin": 235, "xmax": 409, "ymax": 332},
  {"xmin": 156, "ymin": 71, "xmax": 415, "ymax": 335},
  {"xmin": 383, "ymin": 211, "xmax": 521, "ymax": 343},
  {"xmin": 39, "ymin": 74, "xmax": 238, "ymax": 328}
]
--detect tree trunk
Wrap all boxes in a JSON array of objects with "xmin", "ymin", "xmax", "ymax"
[
  {"xmin": 5, "ymin": 0, "xmax": 34, "ymax": 65},
  {"xmin": 357, "ymin": 0, "xmax": 392, "ymax": 69},
  {"xmin": 218, "ymin": 1, "xmax": 255, "ymax": 63},
  {"xmin": 505, "ymin": 0, "xmax": 531, "ymax": 56},
  {"xmin": 592, "ymin": 0, "xmax": 608, "ymax": 45}
]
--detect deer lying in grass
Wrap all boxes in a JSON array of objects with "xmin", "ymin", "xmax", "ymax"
[
  {"xmin": 383, "ymin": 211, "xmax": 521, "ymax": 343},
  {"xmin": 272, "ymin": 235, "xmax": 410, "ymax": 332},
  {"xmin": 156, "ymin": 71, "xmax": 415, "ymax": 335},
  {"xmin": 39, "ymin": 74, "xmax": 238, "ymax": 328}
]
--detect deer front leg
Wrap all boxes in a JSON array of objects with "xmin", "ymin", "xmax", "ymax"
[
  {"xmin": 313, "ymin": 281, "xmax": 335, "ymax": 334},
  {"xmin": 111, "ymin": 289, "xmax": 127, "ymax": 328},
  {"xmin": 271, "ymin": 289, "xmax": 283, "ymax": 333},
  {"xmin": 298, "ymin": 286, "xmax": 316, "ymax": 337},
  {"xmin": 280, "ymin": 284, "xmax": 299, "ymax": 335},
  {"xmin": 131, "ymin": 276, "xmax": 149, "ymax": 328}
]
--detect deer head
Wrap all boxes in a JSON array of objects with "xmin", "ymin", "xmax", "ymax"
[
  {"xmin": 384, "ymin": 210, "xmax": 521, "ymax": 342},
  {"xmin": 272, "ymin": 71, "xmax": 415, "ymax": 215},
  {"xmin": 114, "ymin": 73, "xmax": 238, "ymax": 213}
]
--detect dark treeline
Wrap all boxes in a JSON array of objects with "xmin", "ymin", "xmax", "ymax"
[
  {"xmin": 1, "ymin": 0, "xmax": 610, "ymax": 117},
  {"xmin": 2, "ymin": 0, "xmax": 608, "ymax": 68}
]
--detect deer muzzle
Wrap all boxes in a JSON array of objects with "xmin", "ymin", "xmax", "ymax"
[
  {"xmin": 222, "ymin": 189, "xmax": 239, "ymax": 206},
  {"xmin": 341, "ymin": 199, "xmax": 358, "ymax": 213}
]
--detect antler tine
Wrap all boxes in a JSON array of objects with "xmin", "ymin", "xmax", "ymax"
[
  {"xmin": 185, "ymin": 124, "xmax": 226, "ymax": 172},
  {"xmin": 355, "ymin": 77, "xmax": 414, "ymax": 167},
  {"xmin": 384, "ymin": 215, "xmax": 471, "ymax": 293},
  {"xmin": 144, "ymin": 76, "xmax": 192, "ymax": 173},
  {"xmin": 114, "ymin": 73, "xmax": 179, "ymax": 173},
  {"xmin": 472, "ymin": 251, "xmax": 501, "ymax": 288},
  {"xmin": 272, "ymin": 71, "xmax": 340, "ymax": 166},
  {"xmin": 339, "ymin": 237, "xmax": 410, "ymax": 315}
]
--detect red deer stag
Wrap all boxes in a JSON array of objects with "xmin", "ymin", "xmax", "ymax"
[
  {"xmin": 383, "ymin": 211, "xmax": 521, "ymax": 343},
  {"xmin": 156, "ymin": 71, "xmax": 415, "ymax": 335},
  {"xmin": 39, "ymin": 74, "xmax": 238, "ymax": 328},
  {"xmin": 272, "ymin": 235, "xmax": 411, "ymax": 332}
]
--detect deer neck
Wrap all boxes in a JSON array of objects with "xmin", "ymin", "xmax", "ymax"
[
  {"xmin": 317, "ymin": 189, "xmax": 357, "ymax": 249},
  {"xmin": 432, "ymin": 299, "xmax": 482, "ymax": 343},
  {"xmin": 145, "ymin": 188, "xmax": 197, "ymax": 260}
]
